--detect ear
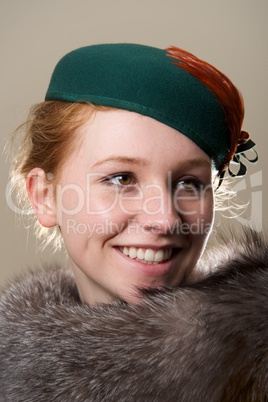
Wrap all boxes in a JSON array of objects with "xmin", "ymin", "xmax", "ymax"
[{"xmin": 26, "ymin": 168, "xmax": 57, "ymax": 228}]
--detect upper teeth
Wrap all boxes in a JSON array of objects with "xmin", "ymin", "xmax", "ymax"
[{"xmin": 120, "ymin": 246, "xmax": 172, "ymax": 263}]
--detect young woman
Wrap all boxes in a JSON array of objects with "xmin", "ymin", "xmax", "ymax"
[{"xmin": 1, "ymin": 43, "xmax": 266, "ymax": 401}]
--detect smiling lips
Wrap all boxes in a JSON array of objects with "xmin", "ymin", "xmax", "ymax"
[{"xmin": 119, "ymin": 246, "xmax": 173, "ymax": 264}]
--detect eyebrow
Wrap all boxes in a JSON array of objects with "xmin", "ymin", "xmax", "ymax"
[
  {"xmin": 181, "ymin": 159, "xmax": 212, "ymax": 170},
  {"xmin": 92, "ymin": 156, "xmax": 211, "ymax": 169},
  {"xmin": 92, "ymin": 156, "xmax": 149, "ymax": 168}
]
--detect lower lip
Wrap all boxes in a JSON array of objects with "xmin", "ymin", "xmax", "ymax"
[{"xmin": 115, "ymin": 247, "xmax": 177, "ymax": 277}]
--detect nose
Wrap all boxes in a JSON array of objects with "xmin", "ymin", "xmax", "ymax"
[{"xmin": 135, "ymin": 184, "xmax": 181, "ymax": 234}]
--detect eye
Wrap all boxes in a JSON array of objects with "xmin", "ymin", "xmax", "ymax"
[
  {"xmin": 176, "ymin": 178, "xmax": 203, "ymax": 192},
  {"xmin": 105, "ymin": 173, "xmax": 135, "ymax": 186}
]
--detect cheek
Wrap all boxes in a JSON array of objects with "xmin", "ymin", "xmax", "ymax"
[
  {"xmin": 175, "ymin": 201, "xmax": 213, "ymax": 224},
  {"xmin": 176, "ymin": 189, "xmax": 214, "ymax": 222},
  {"xmin": 203, "ymin": 188, "xmax": 215, "ymax": 223},
  {"xmin": 58, "ymin": 191, "xmax": 131, "ymax": 245},
  {"xmin": 176, "ymin": 193, "xmax": 214, "ymax": 242},
  {"xmin": 55, "ymin": 178, "xmax": 123, "ymax": 222},
  {"xmin": 87, "ymin": 188, "xmax": 120, "ymax": 215}
]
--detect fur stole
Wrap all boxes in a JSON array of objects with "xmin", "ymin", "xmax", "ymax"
[{"xmin": 0, "ymin": 230, "xmax": 268, "ymax": 402}]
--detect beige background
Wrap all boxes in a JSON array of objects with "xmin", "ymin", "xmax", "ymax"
[{"xmin": 1, "ymin": 0, "xmax": 267, "ymax": 287}]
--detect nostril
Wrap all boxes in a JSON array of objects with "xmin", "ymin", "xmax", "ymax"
[
  {"xmin": 140, "ymin": 218, "xmax": 182, "ymax": 235},
  {"xmin": 141, "ymin": 222, "xmax": 163, "ymax": 234}
]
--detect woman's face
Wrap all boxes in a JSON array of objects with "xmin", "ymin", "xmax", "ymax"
[{"xmin": 56, "ymin": 109, "xmax": 214, "ymax": 304}]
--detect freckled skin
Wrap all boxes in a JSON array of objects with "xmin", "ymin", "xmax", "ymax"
[
  {"xmin": 53, "ymin": 109, "xmax": 214, "ymax": 304},
  {"xmin": 27, "ymin": 109, "xmax": 214, "ymax": 305}
]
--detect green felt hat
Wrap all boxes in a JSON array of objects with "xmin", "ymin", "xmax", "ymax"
[{"xmin": 45, "ymin": 43, "xmax": 230, "ymax": 170}]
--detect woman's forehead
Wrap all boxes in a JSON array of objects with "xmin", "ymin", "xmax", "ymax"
[{"xmin": 75, "ymin": 109, "xmax": 212, "ymax": 169}]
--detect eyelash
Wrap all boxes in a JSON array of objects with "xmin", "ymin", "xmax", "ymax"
[
  {"xmin": 175, "ymin": 178, "xmax": 204, "ymax": 192},
  {"xmin": 103, "ymin": 173, "xmax": 204, "ymax": 193},
  {"xmin": 103, "ymin": 173, "xmax": 136, "ymax": 187}
]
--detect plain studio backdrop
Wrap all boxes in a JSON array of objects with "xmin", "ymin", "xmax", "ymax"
[{"xmin": 1, "ymin": 0, "xmax": 267, "ymax": 287}]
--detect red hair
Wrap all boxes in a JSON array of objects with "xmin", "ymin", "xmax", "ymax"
[{"xmin": 166, "ymin": 46, "xmax": 248, "ymax": 174}]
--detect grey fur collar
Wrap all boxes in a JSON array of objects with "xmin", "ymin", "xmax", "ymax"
[{"xmin": 0, "ymin": 230, "xmax": 268, "ymax": 402}]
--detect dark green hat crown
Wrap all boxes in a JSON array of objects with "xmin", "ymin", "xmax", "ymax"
[{"xmin": 45, "ymin": 43, "xmax": 230, "ymax": 169}]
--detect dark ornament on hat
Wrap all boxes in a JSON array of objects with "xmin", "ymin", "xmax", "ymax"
[{"xmin": 218, "ymin": 131, "xmax": 258, "ymax": 188}]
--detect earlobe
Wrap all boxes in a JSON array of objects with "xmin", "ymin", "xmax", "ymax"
[{"xmin": 26, "ymin": 168, "xmax": 57, "ymax": 228}]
